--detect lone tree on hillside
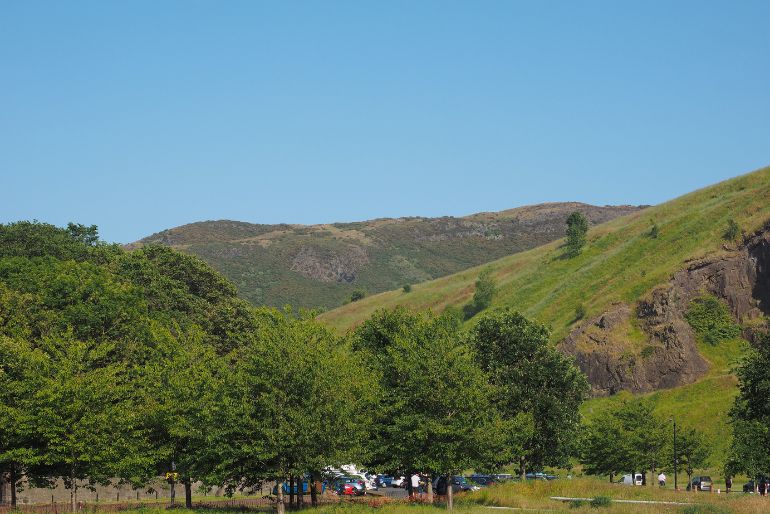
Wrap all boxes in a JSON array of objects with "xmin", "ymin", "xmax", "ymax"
[
  {"xmin": 565, "ymin": 212, "xmax": 588, "ymax": 257},
  {"xmin": 463, "ymin": 268, "xmax": 497, "ymax": 319}
]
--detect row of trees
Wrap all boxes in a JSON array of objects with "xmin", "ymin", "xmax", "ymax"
[
  {"xmin": 581, "ymin": 400, "xmax": 709, "ymax": 486},
  {"xmin": 0, "ymin": 222, "xmax": 589, "ymax": 512}
]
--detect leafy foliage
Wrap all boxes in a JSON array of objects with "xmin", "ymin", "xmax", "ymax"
[
  {"xmin": 353, "ymin": 308, "xmax": 508, "ymax": 477},
  {"xmin": 685, "ymin": 295, "xmax": 741, "ymax": 346},
  {"xmin": 565, "ymin": 212, "xmax": 588, "ymax": 257},
  {"xmin": 463, "ymin": 268, "xmax": 497, "ymax": 319},
  {"xmin": 728, "ymin": 326, "xmax": 770, "ymax": 478},
  {"xmin": 468, "ymin": 309, "xmax": 588, "ymax": 473},
  {"xmin": 581, "ymin": 400, "xmax": 674, "ymax": 482}
]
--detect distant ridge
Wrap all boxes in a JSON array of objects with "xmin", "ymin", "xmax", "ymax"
[{"xmin": 130, "ymin": 202, "xmax": 643, "ymax": 310}]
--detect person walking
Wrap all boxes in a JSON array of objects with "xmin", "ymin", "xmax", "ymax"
[{"xmin": 658, "ymin": 472, "xmax": 666, "ymax": 488}]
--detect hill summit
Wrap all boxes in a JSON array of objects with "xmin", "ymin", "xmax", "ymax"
[{"xmin": 131, "ymin": 202, "xmax": 643, "ymax": 310}]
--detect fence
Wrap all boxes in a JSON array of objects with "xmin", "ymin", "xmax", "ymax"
[{"xmin": 0, "ymin": 493, "xmax": 358, "ymax": 514}]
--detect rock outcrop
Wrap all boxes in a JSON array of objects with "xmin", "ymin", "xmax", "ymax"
[{"xmin": 560, "ymin": 225, "xmax": 770, "ymax": 396}]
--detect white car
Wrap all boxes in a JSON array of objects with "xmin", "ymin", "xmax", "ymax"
[
  {"xmin": 391, "ymin": 476, "xmax": 406, "ymax": 488},
  {"xmin": 350, "ymin": 473, "xmax": 378, "ymax": 490}
]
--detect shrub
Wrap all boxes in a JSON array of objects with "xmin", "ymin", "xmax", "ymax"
[
  {"xmin": 640, "ymin": 345, "xmax": 656, "ymax": 358},
  {"xmin": 589, "ymin": 496, "xmax": 611, "ymax": 508},
  {"xmin": 723, "ymin": 219, "xmax": 740, "ymax": 241},
  {"xmin": 569, "ymin": 499, "xmax": 587, "ymax": 509},
  {"xmin": 349, "ymin": 290, "xmax": 366, "ymax": 302},
  {"xmin": 685, "ymin": 295, "xmax": 741, "ymax": 345},
  {"xmin": 649, "ymin": 222, "xmax": 659, "ymax": 239},
  {"xmin": 574, "ymin": 304, "xmax": 586, "ymax": 322},
  {"xmin": 402, "ymin": 284, "xmax": 412, "ymax": 293}
]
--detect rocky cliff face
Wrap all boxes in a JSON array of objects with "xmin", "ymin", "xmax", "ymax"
[{"xmin": 560, "ymin": 225, "xmax": 770, "ymax": 396}]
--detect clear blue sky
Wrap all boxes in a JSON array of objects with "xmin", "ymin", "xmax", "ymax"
[{"xmin": 2, "ymin": 1, "xmax": 769, "ymax": 243}]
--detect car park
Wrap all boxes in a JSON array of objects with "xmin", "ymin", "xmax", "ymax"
[{"xmin": 687, "ymin": 476, "xmax": 712, "ymax": 492}]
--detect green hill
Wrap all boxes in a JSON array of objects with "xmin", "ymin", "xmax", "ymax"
[
  {"xmin": 130, "ymin": 203, "xmax": 641, "ymax": 310},
  {"xmin": 320, "ymin": 165, "xmax": 770, "ymax": 465}
]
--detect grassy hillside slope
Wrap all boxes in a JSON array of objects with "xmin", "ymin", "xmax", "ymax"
[
  {"xmin": 320, "ymin": 166, "xmax": 770, "ymax": 338},
  {"xmin": 132, "ymin": 203, "xmax": 640, "ymax": 310},
  {"xmin": 320, "ymin": 165, "xmax": 770, "ymax": 467}
]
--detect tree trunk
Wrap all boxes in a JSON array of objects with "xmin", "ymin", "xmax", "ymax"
[
  {"xmin": 297, "ymin": 475, "xmax": 304, "ymax": 508},
  {"xmin": 519, "ymin": 457, "xmax": 526, "ymax": 481},
  {"xmin": 406, "ymin": 471, "xmax": 413, "ymax": 498},
  {"xmin": 609, "ymin": 472, "xmax": 614, "ymax": 483},
  {"xmin": 185, "ymin": 478, "xmax": 192, "ymax": 509},
  {"xmin": 310, "ymin": 473, "xmax": 318, "ymax": 507},
  {"xmin": 9, "ymin": 464, "xmax": 18, "ymax": 508},
  {"xmin": 289, "ymin": 476, "xmax": 295, "ymax": 507},
  {"xmin": 426, "ymin": 474, "xmax": 434, "ymax": 503},
  {"xmin": 446, "ymin": 475, "xmax": 453, "ymax": 511},
  {"xmin": 276, "ymin": 480, "xmax": 286, "ymax": 514},
  {"xmin": 70, "ymin": 465, "xmax": 76, "ymax": 513},
  {"xmin": 170, "ymin": 475, "xmax": 176, "ymax": 506}
]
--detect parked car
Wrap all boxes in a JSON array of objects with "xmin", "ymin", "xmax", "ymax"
[
  {"xmin": 467, "ymin": 474, "xmax": 497, "ymax": 487},
  {"xmin": 433, "ymin": 476, "xmax": 480, "ymax": 495},
  {"xmin": 492, "ymin": 474, "xmax": 515, "ymax": 482},
  {"xmin": 333, "ymin": 477, "xmax": 366, "ymax": 496},
  {"xmin": 687, "ymin": 476, "xmax": 712, "ymax": 492},
  {"xmin": 376, "ymin": 475, "xmax": 394, "ymax": 488},
  {"xmin": 742, "ymin": 477, "xmax": 769, "ymax": 493},
  {"xmin": 391, "ymin": 476, "xmax": 406, "ymax": 488},
  {"xmin": 525, "ymin": 472, "xmax": 557, "ymax": 481},
  {"xmin": 350, "ymin": 473, "xmax": 377, "ymax": 490},
  {"xmin": 620, "ymin": 473, "xmax": 644, "ymax": 486}
]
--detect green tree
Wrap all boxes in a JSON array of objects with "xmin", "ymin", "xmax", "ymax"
[
  {"xmin": 26, "ymin": 335, "xmax": 151, "ymax": 512},
  {"xmin": 614, "ymin": 400, "xmax": 668, "ymax": 485},
  {"xmin": 467, "ymin": 309, "xmax": 589, "ymax": 476},
  {"xmin": 353, "ymin": 308, "xmax": 506, "ymax": 509},
  {"xmin": 565, "ymin": 212, "xmax": 589, "ymax": 257},
  {"xmin": 581, "ymin": 400, "xmax": 668, "ymax": 485},
  {"xmin": 463, "ymin": 268, "xmax": 497, "ymax": 319},
  {"xmin": 215, "ymin": 310, "xmax": 373, "ymax": 513},
  {"xmin": 580, "ymin": 414, "xmax": 628, "ymax": 482},
  {"xmin": 728, "ymin": 327, "xmax": 770, "ymax": 479},
  {"xmin": 349, "ymin": 289, "xmax": 366, "ymax": 302},
  {"xmin": 671, "ymin": 427, "xmax": 710, "ymax": 486},
  {"xmin": 0, "ymin": 337, "xmax": 45, "ymax": 507},
  {"xmin": 141, "ymin": 327, "xmax": 224, "ymax": 508}
]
